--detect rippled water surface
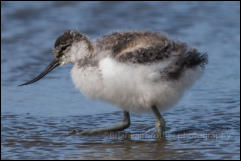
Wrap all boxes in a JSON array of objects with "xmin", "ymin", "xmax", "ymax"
[{"xmin": 1, "ymin": 1, "xmax": 240, "ymax": 160}]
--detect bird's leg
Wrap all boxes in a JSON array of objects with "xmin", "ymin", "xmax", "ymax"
[
  {"xmin": 77, "ymin": 111, "xmax": 130, "ymax": 135},
  {"xmin": 151, "ymin": 105, "xmax": 166, "ymax": 138}
]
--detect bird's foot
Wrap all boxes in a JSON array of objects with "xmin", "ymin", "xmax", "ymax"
[
  {"xmin": 70, "ymin": 128, "xmax": 109, "ymax": 136},
  {"xmin": 70, "ymin": 111, "xmax": 130, "ymax": 136},
  {"xmin": 71, "ymin": 120, "xmax": 130, "ymax": 136},
  {"xmin": 155, "ymin": 120, "xmax": 166, "ymax": 138}
]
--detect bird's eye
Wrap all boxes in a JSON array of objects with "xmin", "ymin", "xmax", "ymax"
[{"xmin": 61, "ymin": 45, "xmax": 69, "ymax": 51}]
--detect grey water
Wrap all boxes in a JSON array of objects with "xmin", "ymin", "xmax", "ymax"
[{"xmin": 1, "ymin": 1, "xmax": 240, "ymax": 160}]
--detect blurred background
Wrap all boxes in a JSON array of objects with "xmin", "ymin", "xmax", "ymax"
[{"xmin": 1, "ymin": 1, "xmax": 240, "ymax": 160}]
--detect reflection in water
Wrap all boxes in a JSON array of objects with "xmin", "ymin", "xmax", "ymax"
[{"xmin": 1, "ymin": 111, "xmax": 239, "ymax": 159}]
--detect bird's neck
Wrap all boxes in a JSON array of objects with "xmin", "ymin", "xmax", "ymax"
[{"xmin": 75, "ymin": 53, "xmax": 98, "ymax": 68}]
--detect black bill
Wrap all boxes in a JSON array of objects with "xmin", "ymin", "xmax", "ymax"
[{"xmin": 19, "ymin": 59, "xmax": 60, "ymax": 86}]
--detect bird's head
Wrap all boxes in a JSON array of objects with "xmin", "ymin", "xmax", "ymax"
[{"xmin": 19, "ymin": 30, "xmax": 93, "ymax": 86}]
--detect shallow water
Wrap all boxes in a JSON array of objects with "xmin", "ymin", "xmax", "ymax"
[{"xmin": 1, "ymin": 1, "xmax": 240, "ymax": 160}]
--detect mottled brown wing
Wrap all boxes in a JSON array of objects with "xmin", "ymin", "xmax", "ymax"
[
  {"xmin": 115, "ymin": 39, "xmax": 187, "ymax": 64},
  {"xmin": 96, "ymin": 31, "xmax": 170, "ymax": 56},
  {"xmin": 116, "ymin": 44, "xmax": 171, "ymax": 64},
  {"xmin": 96, "ymin": 30, "xmax": 188, "ymax": 64}
]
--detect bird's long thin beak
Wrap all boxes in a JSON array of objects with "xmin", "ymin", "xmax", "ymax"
[{"xmin": 19, "ymin": 58, "xmax": 60, "ymax": 86}]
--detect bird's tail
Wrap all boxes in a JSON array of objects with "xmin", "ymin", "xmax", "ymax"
[
  {"xmin": 163, "ymin": 48, "xmax": 208, "ymax": 80},
  {"xmin": 183, "ymin": 48, "xmax": 208, "ymax": 68}
]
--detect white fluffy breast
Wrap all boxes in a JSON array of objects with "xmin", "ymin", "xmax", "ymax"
[
  {"xmin": 71, "ymin": 65, "xmax": 104, "ymax": 99},
  {"xmin": 98, "ymin": 57, "xmax": 202, "ymax": 113},
  {"xmin": 71, "ymin": 57, "xmax": 203, "ymax": 113}
]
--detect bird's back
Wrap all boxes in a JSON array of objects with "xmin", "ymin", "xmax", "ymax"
[
  {"xmin": 96, "ymin": 31, "xmax": 170, "ymax": 54},
  {"xmin": 95, "ymin": 31, "xmax": 190, "ymax": 64}
]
